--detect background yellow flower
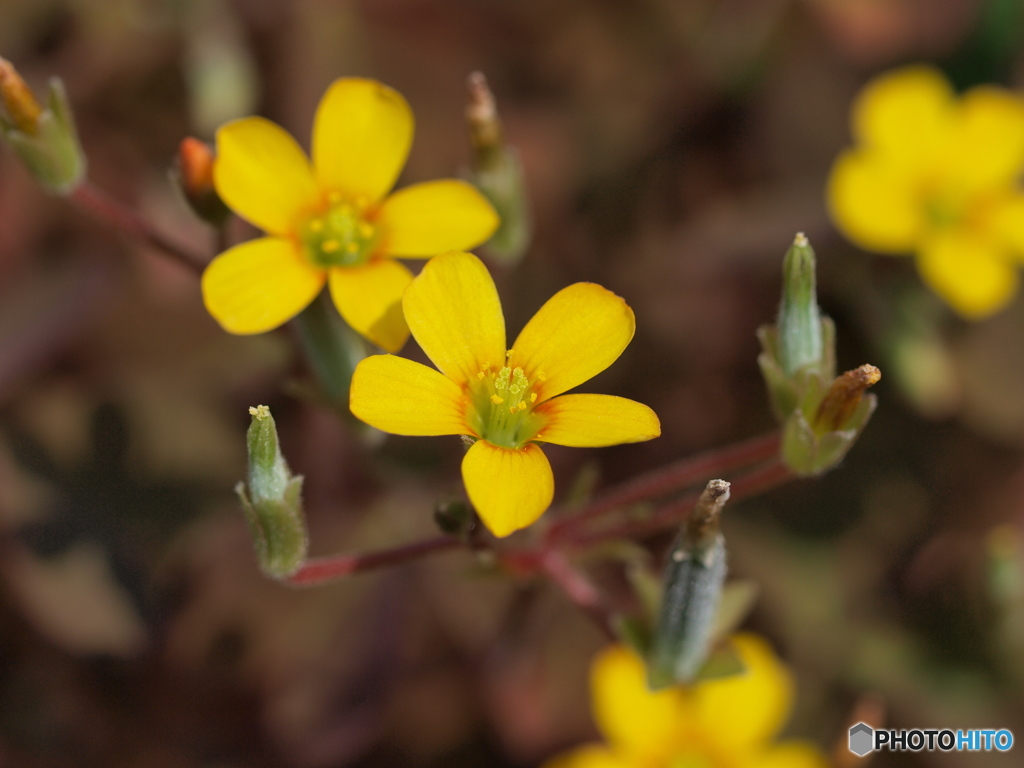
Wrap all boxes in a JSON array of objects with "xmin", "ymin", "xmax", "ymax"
[
  {"xmin": 828, "ymin": 66, "xmax": 1024, "ymax": 318},
  {"xmin": 544, "ymin": 635, "xmax": 829, "ymax": 768},
  {"xmin": 201, "ymin": 78, "xmax": 498, "ymax": 350}
]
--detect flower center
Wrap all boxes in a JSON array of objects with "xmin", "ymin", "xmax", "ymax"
[
  {"xmin": 468, "ymin": 351, "xmax": 546, "ymax": 449},
  {"xmin": 299, "ymin": 197, "xmax": 379, "ymax": 268}
]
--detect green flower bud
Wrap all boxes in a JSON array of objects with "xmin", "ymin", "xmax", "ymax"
[
  {"xmin": 647, "ymin": 480, "xmax": 730, "ymax": 689},
  {"xmin": 236, "ymin": 405, "xmax": 307, "ymax": 579},
  {"xmin": 778, "ymin": 233, "xmax": 823, "ymax": 376},
  {"xmin": 466, "ymin": 72, "xmax": 531, "ymax": 264},
  {"xmin": 759, "ymin": 233, "xmax": 880, "ymax": 476},
  {"xmin": 0, "ymin": 59, "xmax": 85, "ymax": 195}
]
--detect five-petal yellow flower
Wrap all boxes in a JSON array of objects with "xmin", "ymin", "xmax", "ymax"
[
  {"xmin": 544, "ymin": 635, "xmax": 829, "ymax": 768},
  {"xmin": 828, "ymin": 66, "xmax": 1024, "ymax": 319},
  {"xmin": 202, "ymin": 78, "xmax": 499, "ymax": 351},
  {"xmin": 349, "ymin": 251, "xmax": 661, "ymax": 537}
]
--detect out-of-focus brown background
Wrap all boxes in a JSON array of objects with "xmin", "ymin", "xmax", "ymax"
[{"xmin": 2, "ymin": 1, "xmax": 1024, "ymax": 766}]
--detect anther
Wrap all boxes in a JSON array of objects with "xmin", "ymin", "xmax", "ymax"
[
  {"xmin": 322, "ymin": 239, "xmax": 340, "ymax": 253},
  {"xmin": 537, "ymin": 369, "xmax": 547, "ymax": 381},
  {"xmin": 530, "ymin": 393, "xmax": 537, "ymax": 403},
  {"xmin": 309, "ymin": 219, "xmax": 324, "ymax": 233},
  {"xmin": 490, "ymin": 395, "xmax": 504, "ymax": 405},
  {"xmin": 506, "ymin": 349, "xmax": 514, "ymax": 358}
]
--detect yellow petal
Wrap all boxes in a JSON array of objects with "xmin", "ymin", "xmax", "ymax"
[
  {"xmin": 852, "ymin": 66, "xmax": 953, "ymax": 168},
  {"xmin": 535, "ymin": 395, "xmax": 660, "ymax": 447},
  {"xmin": 510, "ymin": 284, "xmax": 635, "ymax": 402},
  {"xmin": 690, "ymin": 634, "xmax": 794, "ymax": 755},
  {"xmin": 990, "ymin": 194, "xmax": 1024, "ymax": 257},
  {"xmin": 948, "ymin": 86, "xmax": 1024, "ymax": 191},
  {"xmin": 350, "ymin": 354, "xmax": 471, "ymax": 436},
  {"xmin": 540, "ymin": 745, "xmax": 635, "ymax": 768},
  {"xmin": 827, "ymin": 149, "xmax": 923, "ymax": 254},
  {"xmin": 747, "ymin": 741, "xmax": 831, "ymax": 768},
  {"xmin": 312, "ymin": 78, "xmax": 413, "ymax": 205},
  {"xmin": 378, "ymin": 180, "xmax": 499, "ymax": 257},
  {"xmin": 202, "ymin": 237, "xmax": 325, "ymax": 334},
  {"xmin": 461, "ymin": 441, "xmax": 553, "ymax": 537},
  {"xmin": 214, "ymin": 117, "xmax": 320, "ymax": 235},
  {"xmin": 328, "ymin": 258, "xmax": 412, "ymax": 352},
  {"xmin": 916, "ymin": 231, "xmax": 1019, "ymax": 319},
  {"xmin": 589, "ymin": 645, "xmax": 681, "ymax": 763},
  {"xmin": 403, "ymin": 251, "xmax": 506, "ymax": 385}
]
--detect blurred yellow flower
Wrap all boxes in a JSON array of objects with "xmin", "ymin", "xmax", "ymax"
[
  {"xmin": 544, "ymin": 635, "xmax": 829, "ymax": 768},
  {"xmin": 349, "ymin": 251, "xmax": 660, "ymax": 537},
  {"xmin": 828, "ymin": 66, "xmax": 1024, "ymax": 319},
  {"xmin": 201, "ymin": 78, "xmax": 499, "ymax": 350}
]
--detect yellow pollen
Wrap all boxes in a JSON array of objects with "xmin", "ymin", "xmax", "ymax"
[
  {"xmin": 517, "ymin": 402, "xmax": 528, "ymax": 412},
  {"xmin": 530, "ymin": 393, "xmax": 537, "ymax": 403},
  {"xmin": 322, "ymin": 239, "xmax": 340, "ymax": 253},
  {"xmin": 537, "ymin": 369, "xmax": 547, "ymax": 381},
  {"xmin": 506, "ymin": 349, "xmax": 514, "ymax": 358},
  {"xmin": 309, "ymin": 219, "xmax": 324, "ymax": 233},
  {"xmin": 490, "ymin": 395, "xmax": 504, "ymax": 404},
  {"xmin": 477, "ymin": 371, "xmax": 485, "ymax": 379},
  {"xmin": 509, "ymin": 406, "xmax": 517, "ymax": 414}
]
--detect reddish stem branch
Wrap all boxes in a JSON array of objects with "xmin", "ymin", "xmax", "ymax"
[
  {"xmin": 70, "ymin": 181, "xmax": 208, "ymax": 274},
  {"xmin": 286, "ymin": 535, "xmax": 460, "ymax": 586},
  {"xmin": 539, "ymin": 550, "xmax": 617, "ymax": 640},
  {"xmin": 567, "ymin": 459, "xmax": 794, "ymax": 549},
  {"xmin": 545, "ymin": 430, "xmax": 781, "ymax": 542}
]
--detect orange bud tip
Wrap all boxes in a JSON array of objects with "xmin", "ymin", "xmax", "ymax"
[
  {"xmin": 0, "ymin": 57, "xmax": 43, "ymax": 135},
  {"xmin": 814, "ymin": 364, "xmax": 881, "ymax": 432},
  {"xmin": 177, "ymin": 137, "xmax": 216, "ymax": 196}
]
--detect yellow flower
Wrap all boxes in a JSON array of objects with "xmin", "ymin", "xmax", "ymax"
[
  {"xmin": 201, "ymin": 78, "xmax": 499, "ymax": 351},
  {"xmin": 349, "ymin": 251, "xmax": 661, "ymax": 537},
  {"xmin": 544, "ymin": 635, "xmax": 829, "ymax": 768},
  {"xmin": 828, "ymin": 66, "xmax": 1024, "ymax": 319}
]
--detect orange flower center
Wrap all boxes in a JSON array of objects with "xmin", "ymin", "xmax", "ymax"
[
  {"xmin": 467, "ymin": 351, "xmax": 546, "ymax": 449},
  {"xmin": 299, "ymin": 196, "xmax": 380, "ymax": 268}
]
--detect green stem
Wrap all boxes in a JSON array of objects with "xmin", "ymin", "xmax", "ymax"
[{"xmin": 291, "ymin": 291, "xmax": 366, "ymax": 410}]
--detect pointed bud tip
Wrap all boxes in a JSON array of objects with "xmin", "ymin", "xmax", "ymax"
[
  {"xmin": 794, "ymin": 231, "xmax": 808, "ymax": 247},
  {"xmin": 0, "ymin": 56, "xmax": 43, "ymax": 135}
]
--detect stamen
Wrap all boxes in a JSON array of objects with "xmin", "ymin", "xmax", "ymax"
[
  {"xmin": 530, "ymin": 393, "xmax": 537, "ymax": 403},
  {"xmin": 322, "ymin": 239, "xmax": 339, "ymax": 253},
  {"xmin": 517, "ymin": 402, "xmax": 527, "ymax": 412},
  {"xmin": 490, "ymin": 395, "xmax": 504, "ymax": 404},
  {"xmin": 506, "ymin": 349, "xmax": 514, "ymax": 358},
  {"xmin": 477, "ymin": 371, "xmax": 485, "ymax": 379},
  {"xmin": 537, "ymin": 369, "xmax": 547, "ymax": 381}
]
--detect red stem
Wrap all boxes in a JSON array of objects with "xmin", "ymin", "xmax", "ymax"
[
  {"xmin": 567, "ymin": 459, "xmax": 794, "ymax": 549},
  {"xmin": 286, "ymin": 534, "xmax": 460, "ymax": 586},
  {"xmin": 539, "ymin": 550, "xmax": 617, "ymax": 639},
  {"xmin": 545, "ymin": 430, "xmax": 781, "ymax": 542},
  {"xmin": 70, "ymin": 181, "xmax": 208, "ymax": 274}
]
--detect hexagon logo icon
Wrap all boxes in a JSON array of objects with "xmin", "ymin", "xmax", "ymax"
[{"xmin": 849, "ymin": 722, "xmax": 874, "ymax": 757}]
